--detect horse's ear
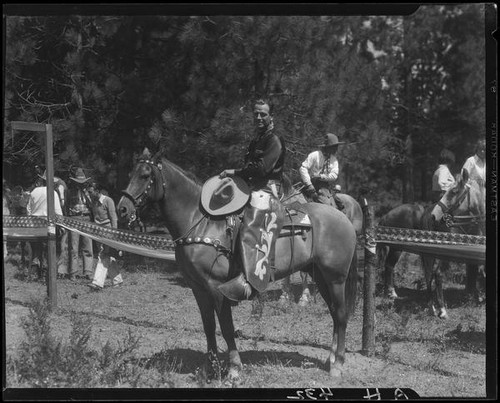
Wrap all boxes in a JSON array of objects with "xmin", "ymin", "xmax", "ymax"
[{"xmin": 142, "ymin": 147, "xmax": 151, "ymax": 159}]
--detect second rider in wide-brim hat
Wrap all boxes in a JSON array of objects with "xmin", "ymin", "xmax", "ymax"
[{"xmin": 320, "ymin": 133, "xmax": 345, "ymax": 149}]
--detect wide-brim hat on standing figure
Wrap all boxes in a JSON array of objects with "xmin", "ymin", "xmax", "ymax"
[
  {"xmin": 201, "ymin": 176, "xmax": 251, "ymax": 216},
  {"xmin": 70, "ymin": 167, "xmax": 91, "ymax": 183},
  {"xmin": 321, "ymin": 133, "xmax": 345, "ymax": 148}
]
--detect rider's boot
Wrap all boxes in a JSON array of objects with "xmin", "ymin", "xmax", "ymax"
[
  {"xmin": 334, "ymin": 194, "xmax": 345, "ymax": 211},
  {"xmin": 218, "ymin": 272, "xmax": 254, "ymax": 301},
  {"xmin": 219, "ymin": 194, "xmax": 283, "ymax": 302}
]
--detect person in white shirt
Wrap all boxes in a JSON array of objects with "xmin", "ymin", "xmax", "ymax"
[
  {"xmin": 462, "ymin": 139, "xmax": 485, "ymax": 188},
  {"xmin": 27, "ymin": 178, "xmax": 63, "ymax": 216},
  {"xmin": 431, "ymin": 148, "xmax": 456, "ymax": 202},
  {"xmin": 299, "ymin": 133, "xmax": 345, "ymax": 210},
  {"xmin": 26, "ymin": 175, "xmax": 63, "ymax": 279}
]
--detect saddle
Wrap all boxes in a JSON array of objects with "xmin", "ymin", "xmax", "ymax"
[
  {"xmin": 224, "ymin": 203, "xmax": 312, "ymax": 248},
  {"xmin": 280, "ymin": 204, "xmax": 312, "ymax": 238}
]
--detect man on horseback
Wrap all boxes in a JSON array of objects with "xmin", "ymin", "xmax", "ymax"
[
  {"xmin": 299, "ymin": 133, "xmax": 345, "ymax": 211},
  {"xmin": 217, "ymin": 99, "xmax": 286, "ymax": 301}
]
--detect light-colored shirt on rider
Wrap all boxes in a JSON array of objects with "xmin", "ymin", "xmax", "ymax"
[
  {"xmin": 299, "ymin": 150, "xmax": 339, "ymax": 187},
  {"xmin": 27, "ymin": 186, "xmax": 63, "ymax": 216},
  {"xmin": 462, "ymin": 155, "xmax": 485, "ymax": 186}
]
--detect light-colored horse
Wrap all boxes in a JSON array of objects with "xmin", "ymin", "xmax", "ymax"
[
  {"xmin": 280, "ymin": 187, "xmax": 363, "ymax": 305},
  {"xmin": 426, "ymin": 169, "xmax": 485, "ymax": 318},
  {"xmin": 117, "ymin": 148, "xmax": 358, "ymax": 382}
]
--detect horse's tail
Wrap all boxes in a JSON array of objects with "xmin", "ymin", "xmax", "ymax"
[{"xmin": 345, "ymin": 250, "xmax": 358, "ymax": 320}]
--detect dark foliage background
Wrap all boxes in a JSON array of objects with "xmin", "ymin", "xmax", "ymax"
[{"xmin": 3, "ymin": 5, "xmax": 486, "ymax": 214}]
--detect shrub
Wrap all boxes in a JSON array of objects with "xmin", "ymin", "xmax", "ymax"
[{"xmin": 6, "ymin": 297, "xmax": 180, "ymax": 388}]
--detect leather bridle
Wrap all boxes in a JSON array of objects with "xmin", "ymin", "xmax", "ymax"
[
  {"xmin": 436, "ymin": 183, "xmax": 485, "ymax": 232},
  {"xmin": 121, "ymin": 158, "xmax": 166, "ymax": 229}
]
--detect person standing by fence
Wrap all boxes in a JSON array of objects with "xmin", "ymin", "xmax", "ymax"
[
  {"xmin": 431, "ymin": 148, "xmax": 456, "ymax": 203},
  {"xmin": 67, "ymin": 167, "xmax": 94, "ymax": 280},
  {"xmin": 87, "ymin": 181, "xmax": 123, "ymax": 290},
  {"xmin": 26, "ymin": 174, "xmax": 63, "ymax": 280}
]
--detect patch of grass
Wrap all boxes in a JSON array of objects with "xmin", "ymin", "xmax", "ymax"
[{"xmin": 5, "ymin": 297, "xmax": 182, "ymax": 388}]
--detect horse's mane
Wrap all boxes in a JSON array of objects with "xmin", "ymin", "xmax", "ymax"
[{"xmin": 160, "ymin": 158, "xmax": 203, "ymax": 188}]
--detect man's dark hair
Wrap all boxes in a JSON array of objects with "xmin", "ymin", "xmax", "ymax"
[
  {"xmin": 254, "ymin": 98, "xmax": 273, "ymax": 114},
  {"xmin": 88, "ymin": 181, "xmax": 101, "ymax": 192}
]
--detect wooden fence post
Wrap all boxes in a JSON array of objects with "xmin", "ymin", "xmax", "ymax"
[
  {"xmin": 361, "ymin": 198, "xmax": 376, "ymax": 355},
  {"xmin": 10, "ymin": 121, "xmax": 57, "ymax": 310}
]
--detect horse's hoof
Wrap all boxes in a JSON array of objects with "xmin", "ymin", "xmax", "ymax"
[
  {"xmin": 279, "ymin": 294, "xmax": 290, "ymax": 304},
  {"xmin": 225, "ymin": 368, "xmax": 242, "ymax": 387},
  {"xmin": 437, "ymin": 309, "xmax": 448, "ymax": 319},
  {"xmin": 329, "ymin": 366, "xmax": 343, "ymax": 378}
]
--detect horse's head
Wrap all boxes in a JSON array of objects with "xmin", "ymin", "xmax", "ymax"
[
  {"xmin": 117, "ymin": 148, "xmax": 166, "ymax": 229},
  {"xmin": 431, "ymin": 169, "xmax": 485, "ymax": 229}
]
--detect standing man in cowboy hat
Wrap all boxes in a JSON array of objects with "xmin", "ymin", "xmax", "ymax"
[
  {"xmin": 217, "ymin": 98, "xmax": 286, "ymax": 301},
  {"xmin": 67, "ymin": 167, "xmax": 94, "ymax": 280},
  {"xmin": 299, "ymin": 133, "xmax": 345, "ymax": 211}
]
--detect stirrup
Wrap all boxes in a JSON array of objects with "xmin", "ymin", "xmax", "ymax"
[{"xmin": 218, "ymin": 273, "xmax": 254, "ymax": 301}]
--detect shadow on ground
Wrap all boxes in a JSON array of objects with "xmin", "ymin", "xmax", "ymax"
[{"xmin": 134, "ymin": 348, "xmax": 325, "ymax": 375}]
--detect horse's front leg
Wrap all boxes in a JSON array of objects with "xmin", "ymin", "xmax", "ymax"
[
  {"xmin": 422, "ymin": 254, "xmax": 439, "ymax": 316},
  {"xmin": 191, "ymin": 285, "xmax": 220, "ymax": 382},
  {"xmin": 434, "ymin": 261, "xmax": 448, "ymax": 319},
  {"xmin": 384, "ymin": 248, "xmax": 401, "ymax": 299},
  {"xmin": 298, "ymin": 271, "xmax": 312, "ymax": 306},
  {"xmin": 216, "ymin": 298, "xmax": 243, "ymax": 386},
  {"xmin": 465, "ymin": 263, "xmax": 479, "ymax": 302}
]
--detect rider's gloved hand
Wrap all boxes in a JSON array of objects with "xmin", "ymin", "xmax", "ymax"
[
  {"xmin": 219, "ymin": 169, "xmax": 236, "ymax": 179},
  {"xmin": 303, "ymin": 184, "xmax": 319, "ymax": 202}
]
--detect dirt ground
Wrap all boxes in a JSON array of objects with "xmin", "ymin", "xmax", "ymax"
[{"xmin": 3, "ymin": 246, "xmax": 489, "ymax": 398}]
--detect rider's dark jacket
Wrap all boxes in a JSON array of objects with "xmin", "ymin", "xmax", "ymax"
[{"xmin": 238, "ymin": 128, "xmax": 285, "ymax": 191}]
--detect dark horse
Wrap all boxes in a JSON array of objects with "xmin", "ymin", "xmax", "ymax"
[
  {"xmin": 377, "ymin": 203, "xmax": 425, "ymax": 299},
  {"xmin": 377, "ymin": 170, "xmax": 485, "ymax": 318},
  {"xmin": 117, "ymin": 149, "xmax": 358, "ymax": 382}
]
